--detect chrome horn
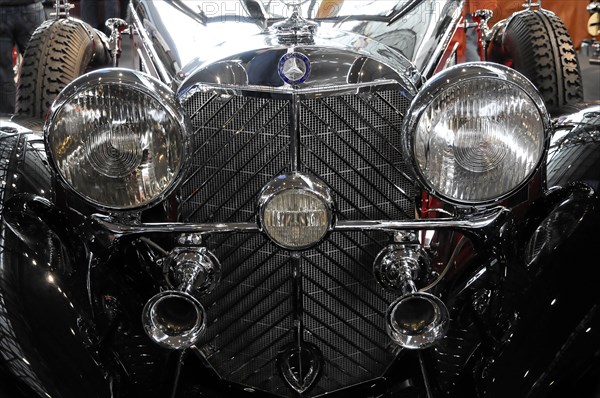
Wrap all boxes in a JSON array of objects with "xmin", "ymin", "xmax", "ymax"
[
  {"xmin": 374, "ymin": 240, "xmax": 449, "ymax": 349},
  {"xmin": 143, "ymin": 245, "xmax": 220, "ymax": 350}
]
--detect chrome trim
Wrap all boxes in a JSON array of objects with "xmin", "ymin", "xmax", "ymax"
[
  {"xmin": 93, "ymin": 207, "xmax": 510, "ymax": 245},
  {"xmin": 142, "ymin": 290, "xmax": 207, "ymax": 350},
  {"xmin": 386, "ymin": 292, "xmax": 449, "ymax": 349},
  {"xmin": 106, "ymin": 18, "xmax": 129, "ymax": 67},
  {"xmin": 129, "ymin": 2, "xmax": 172, "ymax": 84},
  {"xmin": 388, "ymin": 0, "xmax": 428, "ymax": 24},
  {"xmin": 179, "ymin": 80, "xmax": 407, "ymax": 103},
  {"xmin": 402, "ymin": 62, "xmax": 551, "ymax": 206},
  {"xmin": 523, "ymin": 0, "xmax": 543, "ymax": 10},
  {"xmin": 93, "ymin": 215, "xmax": 260, "ymax": 235},
  {"xmin": 473, "ymin": 9, "xmax": 495, "ymax": 58},
  {"xmin": 131, "ymin": 0, "xmax": 463, "ymax": 85},
  {"xmin": 45, "ymin": 68, "xmax": 191, "ymax": 211},
  {"xmin": 374, "ymin": 243, "xmax": 430, "ymax": 292},
  {"xmin": 176, "ymin": 31, "xmax": 420, "ymax": 95},
  {"xmin": 51, "ymin": 0, "xmax": 74, "ymax": 18},
  {"xmin": 422, "ymin": 0, "xmax": 465, "ymax": 78},
  {"xmin": 272, "ymin": 3, "xmax": 317, "ymax": 44},
  {"xmin": 164, "ymin": 247, "xmax": 221, "ymax": 295},
  {"xmin": 290, "ymin": 94, "xmax": 300, "ymax": 170},
  {"xmin": 335, "ymin": 207, "xmax": 510, "ymax": 243}
]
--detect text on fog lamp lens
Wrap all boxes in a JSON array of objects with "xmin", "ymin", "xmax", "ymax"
[{"xmin": 262, "ymin": 189, "xmax": 331, "ymax": 249}]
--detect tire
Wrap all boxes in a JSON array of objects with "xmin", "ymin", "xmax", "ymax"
[
  {"xmin": 14, "ymin": 18, "xmax": 110, "ymax": 125},
  {"xmin": 497, "ymin": 10, "xmax": 583, "ymax": 114}
]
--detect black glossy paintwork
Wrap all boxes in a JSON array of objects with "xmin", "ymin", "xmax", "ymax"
[
  {"xmin": 0, "ymin": 131, "xmax": 112, "ymax": 398},
  {"xmin": 475, "ymin": 184, "xmax": 600, "ymax": 397},
  {"xmin": 1, "ymin": 111, "xmax": 600, "ymax": 397},
  {"xmin": 547, "ymin": 105, "xmax": 600, "ymax": 189}
]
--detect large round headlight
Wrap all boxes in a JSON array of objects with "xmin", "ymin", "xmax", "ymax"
[
  {"xmin": 258, "ymin": 174, "xmax": 334, "ymax": 250},
  {"xmin": 45, "ymin": 69, "xmax": 190, "ymax": 210},
  {"xmin": 404, "ymin": 63, "xmax": 550, "ymax": 204}
]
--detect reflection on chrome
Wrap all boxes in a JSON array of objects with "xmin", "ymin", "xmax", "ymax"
[
  {"xmin": 374, "ymin": 243, "xmax": 449, "ymax": 349},
  {"xmin": 142, "ymin": 246, "xmax": 219, "ymax": 350}
]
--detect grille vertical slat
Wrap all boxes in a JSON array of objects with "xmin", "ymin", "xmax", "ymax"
[{"xmin": 180, "ymin": 87, "xmax": 414, "ymax": 397}]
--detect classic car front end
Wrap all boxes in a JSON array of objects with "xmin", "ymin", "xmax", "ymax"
[{"xmin": 1, "ymin": 1, "xmax": 600, "ymax": 397}]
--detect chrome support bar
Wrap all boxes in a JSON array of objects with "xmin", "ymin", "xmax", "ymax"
[
  {"xmin": 335, "ymin": 207, "xmax": 511, "ymax": 245},
  {"xmin": 51, "ymin": 0, "xmax": 74, "ymax": 18},
  {"xmin": 106, "ymin": 18, "xmax": 129, "ymax": 67},
  {"xmin": 374, "ymin": 244, "xmax": 429, "ymax": 293},
  {"xmin": 523, "ymin": 0, "xmax": 542, "ymax": 10},
  {"xmin": 93, "ymin": 207, "xmax": 510, "ymax": 245},
  {"xmin": 128, "ymin": 2, "xmax": 172, "ymax": 84},
  {"xmin": 473, "ymin": 9, "xmax": 494, "ymax": 58}
]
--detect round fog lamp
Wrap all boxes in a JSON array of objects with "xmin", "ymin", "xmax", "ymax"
[{"xmin": 259, "ymin": 174, "xmax": 333, "ymax": 250}]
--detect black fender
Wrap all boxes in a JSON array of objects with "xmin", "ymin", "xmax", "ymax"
[
  {"xmin": 0, "ymin": 120, "xmax": 112, "ymax": 398},
  {"xmin": 475, "ymin": 183, "xmax": 600, "ymax": 397},
  {"xmin": 420, "ymin": 182, "xmax": 600, "ymax": 398},
  {"xmin": 547, "ymin": 104, "xmax": 600, "ymax": 189}
]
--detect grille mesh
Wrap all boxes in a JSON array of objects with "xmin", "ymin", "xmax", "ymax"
[{"xmin": 180, "ymin": 87, "xmax": 414, "ymax": 397}]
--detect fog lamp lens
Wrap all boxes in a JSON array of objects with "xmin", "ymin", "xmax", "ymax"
[
  {"xmin": 262, "ymin": 190, "xmax": 330, "ymax": 249},
  {"xmin": 258, "ymin": 174, "xmax": 334, "ymax": 250}
]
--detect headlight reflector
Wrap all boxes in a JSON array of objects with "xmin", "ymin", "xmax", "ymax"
[
  {"xmin": 259, "ymin": 174, "xmax": 333, "ymax": 250},
  {"xmin": 45, "ymin": 69, "xmax": 189, "ymax": 210},
  {"xmin": 405, "ymin": 64, "xmax": 549, "ymax": 204}
]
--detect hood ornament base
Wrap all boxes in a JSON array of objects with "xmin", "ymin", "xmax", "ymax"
[{"xmin": 273, "ymin": 3, "xmax": 317, "ymax": 44}]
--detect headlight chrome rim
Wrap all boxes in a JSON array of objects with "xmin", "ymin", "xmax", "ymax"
[
  {"xmin": 44, "ymin": 68, "xmax": 191, "ymax": 211},
  {"xmin": 403, "ymin": 62, "xmax": 551, "ymax": 206},
  {"xmin": 258, "ymin": 173, "xmax": 334, "ymax": 250}
]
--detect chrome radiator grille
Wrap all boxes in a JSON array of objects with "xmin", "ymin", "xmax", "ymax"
[{"xmin": 180, "ymin": 87, "xmax": 415, "ymax": 397}]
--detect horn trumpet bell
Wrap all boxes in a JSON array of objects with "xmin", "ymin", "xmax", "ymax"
[
  {"xmin": 142, "ymin": 290, "xmax": 207, "ymax": 350},
  {"xmin": 386, "ymin": 291, "xmax": 449, "ymax": 349}
]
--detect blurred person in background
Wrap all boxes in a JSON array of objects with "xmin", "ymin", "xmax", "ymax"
[
  {"xmin": 80, "ymin": 0, "xmax": 119, "ymax": 34},
  {"xmin": 0, "ymin": 0, "xmax": 45, "ymax": 114}
]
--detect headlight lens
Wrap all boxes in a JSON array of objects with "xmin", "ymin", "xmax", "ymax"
[
  {"xmin": 259, "ymin": 174, "xmax": 333, "ymax": 250},
  {"xmin": 45, "ymin": 69, "xmax": 189, "ymax": 210},
  {"xmin": 405, "ymin": 64, "xmax": 549, "ymax": 204}
]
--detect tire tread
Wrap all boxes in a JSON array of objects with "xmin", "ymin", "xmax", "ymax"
[
  {"xmin": 15, "ymin": 19, "xmax": 95, "ymax": 121},
  {"xmin": 503, "ymin": 10, "xmax": 583, "ymax": 113}
]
